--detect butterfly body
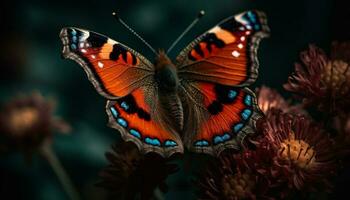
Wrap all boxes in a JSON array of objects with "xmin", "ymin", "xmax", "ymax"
[
  {"xmin": 154, "ymin": 51, "xmax": 180, "ymax": 93},
  {"xmin": 60, "ymin": 10, "xmax": 270, "ymax": 157}
]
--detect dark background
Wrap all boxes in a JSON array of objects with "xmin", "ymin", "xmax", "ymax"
[{"xmin": 0, "ymin": 0, "xmax": 348, "ymax": 199}]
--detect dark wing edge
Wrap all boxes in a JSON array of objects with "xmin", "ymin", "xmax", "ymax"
[{"xmin": 243, "ymin": 11, "xmax": 270, "ymax": 85}]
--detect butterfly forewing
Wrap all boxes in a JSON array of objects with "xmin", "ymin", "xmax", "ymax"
[
  {"xmin": 60, "ymin": 27, "xmax": 154, "ymax": 99},
  {"xmin": 176, "ymin": 10, "xmax": 269, "ymax": 87}
]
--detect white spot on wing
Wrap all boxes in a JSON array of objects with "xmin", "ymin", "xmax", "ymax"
[
  {"xmin": 238, "ymin": 43, "xmax": 243, "ymax": 49},
  {"xmin": 208, "ymin": 26, "xmax": 221, "ymax": 33},
  {"xmin": 107, "ymin": 38, "xmax": 117, "ymax": 44},
  {"xmin": 240, "ymin": 36, "xmax": 245, "ymax": 41},
  {"xmin": 79, "ymin": 30, "xmax": 90, "ymax": 41},
  {"xmin": 91, "ymin": 55, "xmax": 96, "ymax": 59},
  {"xmin": 232, "ymin": 50, "xmax": 240, "ymax": 57},
  {"xmin": 81, "ymin": 49, "xmax": 87, "ymax": 53},
  {"xmin": 98, "ymin": 61, "xmax": 104, "ymax": 68}
]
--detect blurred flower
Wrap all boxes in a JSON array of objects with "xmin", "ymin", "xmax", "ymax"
[
  {"xmin": 256, "ymin": 86, "xmax": 305, "ymax": 115},
  {"xmin": 197, "ymin": 149, "xmax": 278, "ymax": 200},
  {"xmin": 0, "ymin": 91, "xmax": 70, "ymax": 156},
  {"xmin": 284, "ymin": 44, "xmax": 350, "ymax": 113},
  {"xmin": 331, "ymin": 41, "xmax": 350, "ymax": 64},
  {"xmin": 97, "ymin": 142, "xmax": 178, "ymax": 200},
  {"xmin": 262, "ymin": 110, "xmax": 336, "ymax": 191}
]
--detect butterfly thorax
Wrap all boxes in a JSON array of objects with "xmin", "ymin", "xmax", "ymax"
[
  {"xmin": 154, "ymin": 50, "xmax": 179, "ymax": 93},
  {"xmin": 153, "ymin": 50, "xmax": 184, "ymax": 132}
]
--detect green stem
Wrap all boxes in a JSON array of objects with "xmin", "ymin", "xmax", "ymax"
[{"xmin": 40, "ymin": 143, "xmax": 81, "ymax": 200}]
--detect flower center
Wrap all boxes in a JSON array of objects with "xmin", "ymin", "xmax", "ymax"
[
  {"xmin": 222, "ymin": 172, "xmax": 255, "ymax": 199},
  {"xmin": 321, "ymin": 60, "xmax": 350, "ymax": 95},
  {"xmin": 279, "ymin": 136, "xmax": 316, "ymax": 169},
  {"xmin": 9, "ymin": 107, "xmax": 39, "ymax": 135}
]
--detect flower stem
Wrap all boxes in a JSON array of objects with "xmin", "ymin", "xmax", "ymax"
[{"xmin": 40, "ymin": 142, "xmax": 81, "ymax": 200}]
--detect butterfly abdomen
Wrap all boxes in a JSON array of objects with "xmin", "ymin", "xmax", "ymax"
[{"xmin": 158, "ymin": 92, "xmax": 184, "ymax": 132}]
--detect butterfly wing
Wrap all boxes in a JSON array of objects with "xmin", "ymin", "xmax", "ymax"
[
  {"xmin": 177, "ymin": 10, "xmax": 269, "ymax": 155},
  {"xmin": 106, "ymin": 87, "xmax": 183, "ymax": 156},
  {"xmin": 60, "ymin": 27, "xmax": 154, "ymax": 99},
  {"xmin": 176, "ymin": 10, "xmax": 269, "ymax": 87},
  {"xmin": 60, "ymin": 28, "xmax": 183, "ymax": 156},
  {"xmin": 180, "ymin": 82, "xmax": 262, "ymax": 155}
]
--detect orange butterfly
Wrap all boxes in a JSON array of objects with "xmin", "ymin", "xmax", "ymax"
[{"xmin": 60, "ymin": 10, "xmax": 270, "ymax": 157}]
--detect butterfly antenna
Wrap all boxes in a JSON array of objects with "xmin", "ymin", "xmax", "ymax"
[
  {"xmin": 166, "ymin": 10, "xmax": 205, "ymax": 54},
  {"xmin": 112, "ymin": 11, "xmax": 157, "ymax": 55}
]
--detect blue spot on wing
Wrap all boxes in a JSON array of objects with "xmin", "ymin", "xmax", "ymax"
[
  {"xmin": 129, "ymin": 129, "xmax": 141, "ymax": 139},
  {"xmin": 117, "ymin": 118, "xmax": 128, "ymax": 128},
  {"xmin": 233, "ymin": 123, "xmax": 244, "ymax": 133},
  {"xmin": 70, "ymin": 44, "xmax": 77, "ymax": 50},
  {"xmin": 71, "ymin": 29, "xmax": 77, "ymax": 35},
  {"xmin": 72, "ymin": 36, "xmax": 77, "ymax": 42},
  {"xmin": 244, "ymin": 95, "xmax": 252, "ymax": 106},
  {"xmin": 247, "ymin": 11, "xmax": 257, "ymax": 23},
  {"xmin": 110, "ymin": 107, "xmax": 119, "ymax": 118},
  {"xmin": 120, "ymin": 101, "xmax": 129, "ymax": 110},
  {"xmin": 145, "ymin": 137, "xmax": 161, "ymax": 146},
  {"xmin": 164, "ymin": 140, "xmax": 177, "ymax": 147},
  {"xmin": 222, "ymin": 133, "xmax": 230, "ymax": 140},
  {"xmin": 213, "ymin": 133, "xmax": 231, "ymax": 144},
  {"xmin": 228, "ymin": 90, "xmax": 237, "ymax": 99},
  {"xmin": 241, "ymin": 109, "xmax": 252, "ymax": 120},
  {"xmin": 194, "ymin": 140, "xmax": 209, "ymax": 147},
  {"xmin": 213, "ymin": 136, "xmax": 223, "ymax": 144}
]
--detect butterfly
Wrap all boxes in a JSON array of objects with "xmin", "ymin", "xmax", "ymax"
[{"xmin": 60, "ymin": 10, "xmax": 270, "ymax": 157}]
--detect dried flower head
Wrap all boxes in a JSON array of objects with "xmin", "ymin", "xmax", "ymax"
[
  {"xmin": 197, "ymin": 149, "xmax": 279, "ymax": 200},
  {"xmin": 262, "ymin": 110, "xmax": 336, "ymax": 191},
  {"xmin": 283, "ymin": 45, "xmax": 327, "ymax": 109},
  {"xmin": 256, "ymin": 86, "xmax": 305, "ymax": 115},
  {"xmin": 97, "ymin": 142, "xmax": 178, "ymax": 200},
  {"xmin": 284, "ymin": 44, "xmax": 350, "ymax": 113},
  {"xmin": 0, "ymin": 91, "xmax": 70, "ymax": 155}
]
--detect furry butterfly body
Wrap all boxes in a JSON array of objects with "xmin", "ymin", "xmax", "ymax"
[{"xmin": 60, "ymin": 10, "xmax": 270, "ymax": 157}]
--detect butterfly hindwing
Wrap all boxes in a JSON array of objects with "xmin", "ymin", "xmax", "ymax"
[
  {"xmin": 106, "ymin": 87, "xmax": 183, "ymax": 156},
  {"xmin": 176, "ymin": 10, "xmax": 270, "ymax": 87},
  {"xmin": 60, "ymin": 27, "xmax": 154, "ymax": 99},
  {"xmin": 180, "ymin": 82, "xmax": 262, "ymax": 155}
]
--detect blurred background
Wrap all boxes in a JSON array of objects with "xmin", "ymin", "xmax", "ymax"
[{"xmin": 0, "ymin": 0, "xmax": 348, "ymax": 199}]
